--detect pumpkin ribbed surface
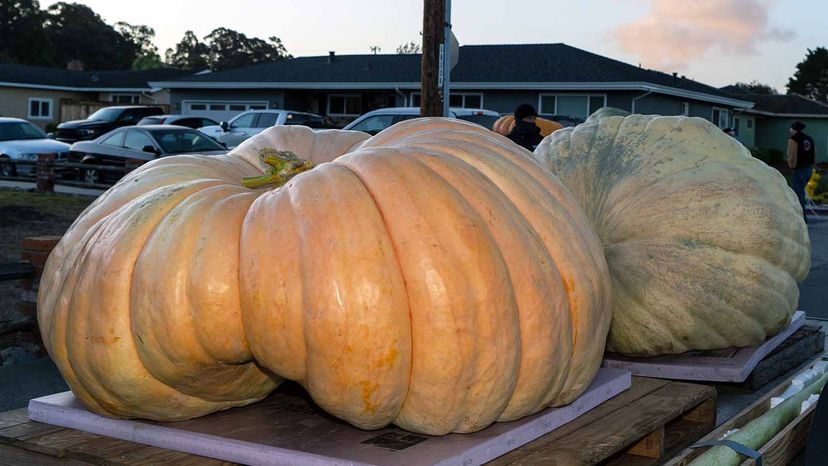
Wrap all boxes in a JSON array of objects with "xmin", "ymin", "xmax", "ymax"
[
  {"xmin": 533, "ymin": 113, "xmax": 810, "ymax": 356},
  {"xmin": 38, "ymin": 118, "xmax": 611, "ymax": 435}
]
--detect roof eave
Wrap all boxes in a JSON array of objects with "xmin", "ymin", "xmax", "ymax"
[
  {"xmin": 149, "ymin": 80, "xmax": 753, "ymax": 107},
  {"xmin": 0, "ymin": 81, "xmax": 154, "ymax": 92},
  {"xmin": 743, "ymin": 108, "xmax": 828, "ymax": 118}
]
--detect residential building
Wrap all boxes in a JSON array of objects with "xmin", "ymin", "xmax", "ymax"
[
  {"xmin": 149, "ymin": 43, "xmax": 752, "ymax": 127},
  {"xmin": 0, "ymin": 63, "xmax": 192, "ymax": 128},
  {"xmin": 731, "ymin": 93, "xmax": 828, "ymax": 163}
]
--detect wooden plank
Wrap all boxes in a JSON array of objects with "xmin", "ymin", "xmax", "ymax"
[
  {"xmin": 0, "ymin": 408, "xmax": 30, "ymax": 430},
  {"xmin": 0, "ymin": 443, "xmax": 91, "ymax": 466},
  {"xmin": 488, "ymin": 377, "xmax": 669, "ymax": 465},
  {"xmin": 507, "ymin": 381, "xmax": 715, "ymax": 465},
  {"xmin": 627, "ymin": 426, "xmax": 665, "ymax": 459}
]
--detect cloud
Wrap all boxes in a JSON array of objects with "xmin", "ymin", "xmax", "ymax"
[{"xmin": 613, "ymin": 0, "xmax": 794, "ymax": 71}]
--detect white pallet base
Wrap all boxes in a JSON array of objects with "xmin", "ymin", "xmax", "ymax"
[
  {"xmin": 602, "ymin": 310, "xmax": 806, "ymax": 382},
  {"xmin": 28, "ymin": 368, "xmax": 630, "ymax": 466}
]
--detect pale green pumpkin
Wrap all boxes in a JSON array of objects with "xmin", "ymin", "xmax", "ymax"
[{"xmin": 534, "ymin": 111, "xmax": 810, "ymax": 356}]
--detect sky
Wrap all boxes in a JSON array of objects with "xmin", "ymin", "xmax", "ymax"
[{"xmin": 43, "ymin": 0, "xmax": 825, "ymax": 92}]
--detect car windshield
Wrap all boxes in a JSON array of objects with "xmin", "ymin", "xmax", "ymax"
[
  {"xmin": 0, "ymin": 122, "xmax": 47, "ymax": 141},
  {"xmin": 87, "ymin": 107, "xmax": 123, "ymax": 122},
  {"xmin": 457, "ymin": 114, "xmax": 499, "ymax": 129},
  {"xmin": 152, "ymin": 129, "xmax": 225, "ymax": 154}
]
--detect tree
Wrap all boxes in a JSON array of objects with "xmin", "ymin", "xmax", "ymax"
[
  {"xmin": 166, "ymin": 28, "xmax": 291, "ymax": 70},
  {"xmin": 787, "ymin": 47, "xmax": 828, "ymax": 103},
  {"xmin": 727, "ymin": 81, "xmax": 778, "ymax": 95},
  {"xmin": 396, "ymin": 41, "xmax": 421, "ymax": 54},
  {"xmin": 0, "ymin": 0, "xmax": 51, "ymax": 65},
  {"xmin": 165, "ymin": 30, "xmax": 210, "ymax": 70},
  {"xmin": 43, "ymin": 2, "xmax": 136, "ymax": 69},
  {"xmin": 116, "ymin": 22, "xmax": 162, "ymax": 70},
  {"xmin": 369, "ymin": 45, "xmax": 381, "ymax": 54}
]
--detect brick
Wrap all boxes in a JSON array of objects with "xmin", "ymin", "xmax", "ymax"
[
  {"xmin": 21, "ymin": 250, "xmax": 52, "ymax": 267},
  {"xmin": 21, "ymin": 236, "xmax": 61, "ymax": 252}
]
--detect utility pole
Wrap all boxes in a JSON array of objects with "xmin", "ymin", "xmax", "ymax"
[
  {"xmin": 441, "ymin": 0, "xmax": 452, "ymax": 117},
  {"xmin": 421, "ymin": 0, "xmax": 445, "ymax": 117}
]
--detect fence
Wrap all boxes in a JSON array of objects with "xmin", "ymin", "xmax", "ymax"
[{"xmin": 0, "ymin": 154, "xmax": 144, "ymax": 192}]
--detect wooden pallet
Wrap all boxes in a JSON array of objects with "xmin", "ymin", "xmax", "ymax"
[
  {"xmin": 489, "ymin": 377, "xmax": 716, "ymax": 465},
  {"xmin": 0, "ymin": 377, "xmax": 714, "ymax": 466},
  {"xmin": 667, "ymin": 358, "xmax": 826, "ymax": 466},
  {"xmin": 726, "ymin": 325, "xmax": 825, "ymax": 392}
]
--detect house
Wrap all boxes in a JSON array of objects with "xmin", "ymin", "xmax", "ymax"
[
  {"xmin": 0, "ymin": 62, "xmax": 192, "ymax": 128},
  {"xmin": 730, "ymin": 93, "xmax": 828, "ymax": 163},
  {"xmin": 149, "ymin": 43, "xmax": 753, "ymax": 127}
]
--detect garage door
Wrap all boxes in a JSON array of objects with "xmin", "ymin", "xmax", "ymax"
[{"xmin": 182, "ymin": 101, "xmax": 268, "ymax": 122}]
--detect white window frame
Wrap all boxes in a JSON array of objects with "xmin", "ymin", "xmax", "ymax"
[
  {"xmin": 682, "ymin": 102, "xmax": 690, "ymax": 116},
  {"xmin": 111, "ymin": 94, "xmax": 141, "ymax": 104},
  {"xmin": 327, "ymin": 94, "xmax": 362, "ymax": 117},
  {"xmin": 407, "ymin": 92, "xmax": 485, "ymax": 109},
  {"xmin": 180, "ymin": 100, "xmax": 269, "ymax": 114},
  {"xmin": 27, "ymin": 97, "xmax": 53, "ymax": 120},
  {"xmin": 711, "ymin": 107, "xmax": 730, "ymax": 129},
  {"xmin": 537, "ymin": 93, "xmax": 607, "ymax": 117}
]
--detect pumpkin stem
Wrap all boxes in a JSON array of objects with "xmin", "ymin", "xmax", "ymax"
[{"xmin": 242, "ymin": 149, "xmax": 315, "ymax": 189}]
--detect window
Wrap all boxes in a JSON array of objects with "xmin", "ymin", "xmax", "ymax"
[
  {"xmin": 154, "ymin": 130, "xmax": 224, "ymax": 154},
  {"xmin": 100, "ymin": 131, "xmax": 125, "ymax": 147},
  {"xmin": 747, "ymin": 119, "xmax": 753, "ymax": 129},
  {"xmin": 408, "ymin": 92, "xmax": 482, "ymax": 109},
  {"xmin": 682, "ymin": 102, "xmax": 690, "ymax": 116},
  {"xmin": 27, "ymin": 98, "xmax": 53, "ymax": 120},
  {"xmin": 249, "ymin": 104, "xmax": 266, "ymax": 110},
  {"xmin": 538, "ymin": 94, "xmax": 606, "ymax": 120},
  {"xmin": 190, "ymin": 104, "xmax": 207, "ymax": 111},
  {"xmin": 711, "ymin": 107, "xmax": 729, "ymax": 129},
  {"xmin": 229, "ymin": 104, "xmax": 246, "ymax": 111},
  {"xmin": 123, "ymin": 130, "xmax": 155, "ymax": 151},
  {"xmin": 589, "ymin": 96, "xmax": 605, "ymax": 115},
  {"xmin": 0, "ymin": 121, "xmax": 47, "ymax": 141},
  {"xmin": 209, "ymin": 104, "xmax": 226, "ymax": 111},
  {"xmin": 539, "ymin": 95, "xmax": 557, "ymax": 114},
  {"xmin": 111, "ymin": 94, "xmax": 140, "ymax": 104},
  {"xmin": 328, "ymin": 95, "xmax": 361, "ymax": 116},
  {"xmin": 349, "ymin": 115, "xmax": 395, "ymax": 135},
  {"xmin": 733, "ymin": 117, "xmax": 740, "ymax": 136},
  {"xmin": 230, "ymin": 113, "xmax": 257, "ymax": 128},
  {"xmin": 256, "ymin": 113, "xmax": 279, "ymax": 128}
]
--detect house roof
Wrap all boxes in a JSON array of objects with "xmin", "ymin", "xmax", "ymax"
[
  {"xmin": 149, "ymin": 43, "xmax": 752, "ymax": 108},
  {"xmin": 736, "ymin": 93, "xmax": 828, "ymax": 118},
  {"xmin": 0, "ymin": 62, "xmax": 192, "ymax": 92}
]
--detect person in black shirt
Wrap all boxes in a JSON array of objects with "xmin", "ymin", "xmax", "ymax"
[
  {"xmin": 507, "ymin": 104, "xmax": 544, "ymax": 151},
  {"xmin": 787, "ymin": 120, "xmax": 816, "ymax": 222}
]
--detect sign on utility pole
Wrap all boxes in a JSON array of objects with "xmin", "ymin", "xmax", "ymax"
[
  {"xmin": 441, "ymin": 0, "xmax": 457, "ymax": 118},
  {"xmin": 421, "ymin": 0, "xmax": 445, "ymax": 117}
]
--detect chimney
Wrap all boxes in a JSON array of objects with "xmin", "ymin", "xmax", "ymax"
[
  {"xmin": 328, "ymin": 51, "xmax": 335, "ymax": 64},
  {"xmin": 672, "ymin": 72, "xmax": 678, "ymax": 78},
  {"xmin": 67, "ymin": 60, "xmax": 84, "ymax": 71}
]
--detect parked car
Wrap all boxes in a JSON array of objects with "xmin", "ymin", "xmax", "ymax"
[
  {"xmin": 343, "ymin": 107, "xmax": 501, "ymax": 135},
  {"xmin": 0, "ymin": 118, "xmax": 70, "ymax": 177},
  {"xmin": 69, "ymin": 125, "xmax": 228, "ymax": 185},
  {"xmin": 199, "ymin": 110, "xmax": 326, "ymax": 149},
  {"xmin": 137, "ymin": 114, "xmax": 219, "ymax": 129},
  {"xmin": 55, "ymin": 106, "xmax": 164, "ymax": 143}
]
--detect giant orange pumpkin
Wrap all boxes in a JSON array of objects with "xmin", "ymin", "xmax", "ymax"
[
  {"xmin": 493, "ymin": 115, "xmax": 563, "ymax": 137},
  {"xmin": 38, "ymin": 119, "xmax": 611, "ymax": 435}
]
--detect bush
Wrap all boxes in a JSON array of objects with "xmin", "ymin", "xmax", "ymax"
[{"xmin": 750, "ymin": 147, "xmax": 786, "ymax": 165}]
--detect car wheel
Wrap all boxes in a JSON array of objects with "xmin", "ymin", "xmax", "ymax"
[
  {"xmin": 0, "ymin": 156, "xmax": 16, "ymax": 177},
  {"xmin": 81, "ymin": 161, "xmax": 100, "ymax": 185}
]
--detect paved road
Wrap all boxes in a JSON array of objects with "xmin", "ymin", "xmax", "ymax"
[
  {"xmin": 0, "ymin": 180, "xmax": 105, "ymax": 197},
  {"xmin": 800, "ymin": 215, "xmax": 828, "ymax": 319}
]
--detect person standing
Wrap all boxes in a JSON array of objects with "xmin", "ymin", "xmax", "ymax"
[
  {"xmin": 507, "ymin": 104, "xmax": 544, "ymax": 151},
  {"xmin": 788, "ymin": 120, "xmax": 816, "ymax": 223}
]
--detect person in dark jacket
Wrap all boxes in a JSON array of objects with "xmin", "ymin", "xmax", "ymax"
[
  {"xmin": 788, "ymin": 120, "xmax": 816, "ymax": 223},
  {"xmin": 507, "ymin": 104, "xmax": 544, "ymax": 151}
]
